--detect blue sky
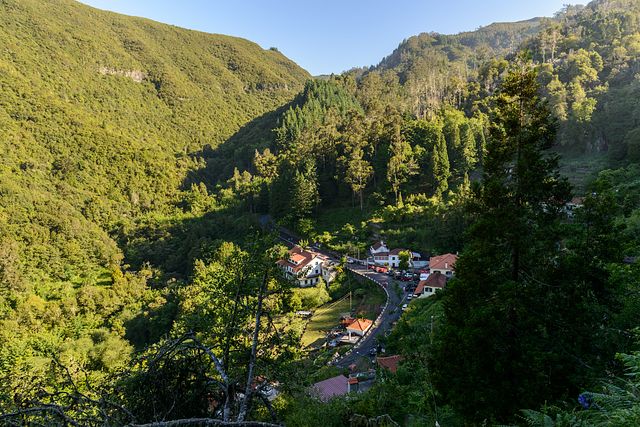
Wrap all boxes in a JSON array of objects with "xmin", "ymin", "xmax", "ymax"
[{"xmin": 80, "ymin": 1, "xmax": 574, "ymax": 75}]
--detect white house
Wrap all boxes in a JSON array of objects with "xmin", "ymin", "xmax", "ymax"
[
  {"xmin": 411, "ymin": 252, "xmax": 429, "ymax": 269},
  {"xmin": 345, "ymin": 318, "xmax": 373, "ymax": 338},
  {"xmin": 369, "ymin": 241, "xmax": 389, "ymax": 256},
  {"xmin": 277, "ymin": 246, "xmax": 329, "ymax": 287},
  {"xmin": 415, "ymin": 272, "xmax": 447, "ymax": 298},
  {"xmin": 388, "ymin": 248, "xmax": 411, "ymax": 268},
  {"xmin": 372, "ymin": 247, "xmax": 427, "ymax": 270},
  {"xmin": 565, "ymin": 196, "xmax": 585, "ymax": 218},
  {"xmin": 372, "ymin": 252, "xmax": 389, "ymax": 266},
  {"xmin": 322, "ymin": 261, "xmax": 339, "ymax": 284},
  {"xmin": 429, "ymin": 253, "xmax": 457, "ymax": 277}
]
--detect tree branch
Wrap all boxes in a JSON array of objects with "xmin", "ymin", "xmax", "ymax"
[{"xmin": 128, "ymin": 419, "xmax": 282, "ymax": 427}]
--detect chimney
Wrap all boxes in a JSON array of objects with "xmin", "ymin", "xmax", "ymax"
[{"xmin": 445, "ymin": 262, "xmax": 448, "ymax": 269}]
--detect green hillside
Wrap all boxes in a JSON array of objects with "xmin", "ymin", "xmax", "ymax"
[
  {"xmin": 3, "ymin": 0, "xmax": 640, "ymax": 425},
  {"xmin": 377, "ymin": 17, "xmax": 544, "ymax": 77},
  {"xmin": 0, "ymin": 0, "xmax": 308, "ymax": 282},
  {"xmin": 0, "ymin": 0, "xmax": 308, "ymax": 396}
]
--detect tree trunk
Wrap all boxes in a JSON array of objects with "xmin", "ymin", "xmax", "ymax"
[{"xmin": 237, "ymin": 270, "xmax": 268, "ymax": 422}]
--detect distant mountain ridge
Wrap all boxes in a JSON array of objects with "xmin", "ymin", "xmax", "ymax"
[{"xmin": 376, "ymin": 17, "xmax": 545, "ymax": 77}]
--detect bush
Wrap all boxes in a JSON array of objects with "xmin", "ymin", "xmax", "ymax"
[{"xmin": 293, "ymin": 283, "xmax": 331, "ymax": 310}]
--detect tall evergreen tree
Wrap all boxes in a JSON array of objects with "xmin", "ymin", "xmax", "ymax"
[
  {"xmin": 460, "ymin": 122, "xmax": 478, "ymax": 174},
  {"xmin": 431, "ymin": 60, "xmax": 585, "ymax": 423},
  {"xmin": 387, "ymin": 124, "xmax": 418, "ymax": 204},
  {"xmin": 432, "ymin": 131, "xmax": 451, "ymax": 197},
  {"xmin": 345, "ymin": 147, "xmax": 373, "ymax": 211},
  {"xmin": 340, "ymin": 112, "xmax": 373, "ymax": 211},
  {"xmin": 290, "ymin": 160, "xmax": 320, "ymax": 224}
]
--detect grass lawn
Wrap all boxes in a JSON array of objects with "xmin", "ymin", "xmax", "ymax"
[
  {"xmin": 301, "ymin": 296, "xmax": 351, "ymax": 348},
  {"xmin": 301, "ymin": 280, "xmax": 387, "ymax": 348}
]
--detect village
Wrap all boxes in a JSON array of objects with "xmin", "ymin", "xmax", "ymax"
[{"xmin": 276, "ymin": 238, "xmax": 458, "ymax": 401}]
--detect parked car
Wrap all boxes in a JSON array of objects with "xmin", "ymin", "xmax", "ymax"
[
  {"xmin": 401, "ymin": 304, "xmax": 408, "ymax": 311},
  {"xmin": 406, "ymin": 294, "xmax": 413, "ymax": 301}
]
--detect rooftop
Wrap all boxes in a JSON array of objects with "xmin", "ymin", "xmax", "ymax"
[
  {"xmin": 277, "ymin": 245, "xmax": 325, "ymax": 273},
  {"xmin": 429, "ymin": 253, "xmax": 457, "ymax": 271},
  {"xmin": 415, "ymin": 271, "xmax": 447, "ymax": 295},
  {"xmin": 377, "ymin": 355, "xmax": 403, "ymax": 374},
  {"xmin": 346, "ymin": 318, "xmax": 373, "ymax": 332},
  {"xmin": 371, "ymin": 241, "xmax": 386, "ymax": 250},
  {"xmin": 389, "ymin": 248, "xmax": 409, "ymax": 256},
  {"xmin": 311, "ymin": 375, "xmax": 348, "ymax": 401}
]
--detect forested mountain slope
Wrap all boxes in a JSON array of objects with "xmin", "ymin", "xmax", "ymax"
[
  {"xmin": 3, "ymin": 0, "xmax": 640, "ymax": 424},
  {"xmin": 0, "ymin": 0, "xmax": 308, "ymax": 283},
  {"xmin": 376, "ymin": 17, "xmax": 544, "ymax": 80},
  {"xmin": 0, "ymin": 0, "xmax": 308, "ymax": 394}
]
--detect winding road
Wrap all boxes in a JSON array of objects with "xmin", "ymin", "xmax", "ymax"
[
  {"xmin": 335, "ymin": 264, "xmax": 407, "ymax": 367},
  {"xmin": 261, "ymin": 215, "xmax": 409, "ymax": 366}
]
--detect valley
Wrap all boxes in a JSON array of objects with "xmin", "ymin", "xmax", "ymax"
[{"xmin": 1, "ymin": 0, "xmax": 640, "ymax": 426}]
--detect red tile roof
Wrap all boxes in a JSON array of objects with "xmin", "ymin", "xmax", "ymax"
[
  {"xmin": 277, "ymin": 246, "xmax": 325, "ymax": 273},
  {"xmin": 415, "ymin": 272, "xmax": 447, "ymax": 295},
  {"xmin": 429, "ymin": 253, "xmax": 457, "ymax": 271},
  {"xmin": 290, "ymin": 253, "xmax": 306, "ymax": 264},
  {"xmin": 340, "ymin": 316, "xmax": 356, "ymax": 327},
  {"xmin": 346, "ymin": 318, "xmax": 373, "ymax": 332},
  {"xmin": 377, "ymin": 355, "xmax": 403, "ymax": 373},
  {"xmin": 570, "ymin": 196, "xmax": 585, "ymax": 206}
]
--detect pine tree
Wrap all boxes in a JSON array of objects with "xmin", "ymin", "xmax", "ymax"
[
  {"xmin": 290, "ymin": 160, "xmax": 320, "ymax": 224},
  {"xmin": 340, "ymin": 112, "xmax": 373, "ymax": 211},
  {"xmin": 431, "ymin": 59, "xmax": 578, "ymax": 423},
  {"xmin": 253, "ymin": 148, "xmax": 278, "ymax": 181},
  {"xmin": 387, "ymin": 124, "xmax": 418, "ymax": 204},
  {"xmin": 460, "ymin": 122, "xmax": 478, "ymax": 173},
  {"xmin": 345, "ymin": 147, "xmax": 373, "ymax": 211},
  {"xmin": 432, "ymin": 131, "xmax": 450, "ymax": 197}
]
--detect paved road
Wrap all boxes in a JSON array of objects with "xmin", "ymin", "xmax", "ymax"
[
  {"xmin": 335, "ymin": 265, "xmax": 408, "ymax": 368},
  {"xmin": 261, "ymin": 216, "xmax": 410, "ymax": 364}
]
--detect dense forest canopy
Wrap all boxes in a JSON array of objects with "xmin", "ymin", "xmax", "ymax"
[
  {"xmin": 0, "ymin": 0, "xmax": 308, "ymax": 417},
  {"xmin": 2, "ymin": 0, "xmax": 640, "ymax": 425}
]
